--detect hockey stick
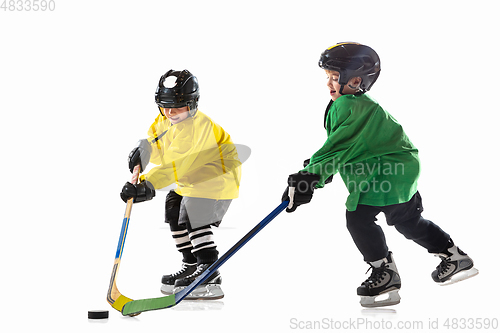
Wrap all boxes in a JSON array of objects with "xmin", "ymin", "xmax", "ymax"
[
  {"xmin": 106, "ymin": 164, "xmax": 141, "ymax": 313},
  {"xmin": 120, "ymin": 200, "xmax": 289, "ymax": 316}
]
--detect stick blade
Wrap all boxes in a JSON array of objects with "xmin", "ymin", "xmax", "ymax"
[{"xmin": 122, "ymin": 294, "xmax": 176, "ymax": 316}]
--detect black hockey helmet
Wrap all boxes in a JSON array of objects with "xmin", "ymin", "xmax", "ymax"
[
  {"xmin": 155, "ymin": 69, "xmax": 200, "ymax": 116},
  {"xmin": 319, "ymin": 42, "xmax": 381, "ymax": 93}
]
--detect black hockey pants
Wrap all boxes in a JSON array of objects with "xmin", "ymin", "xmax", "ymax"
[{"xmin": 346, "ymin": 191, "xmax": 450, "ymax": 262}]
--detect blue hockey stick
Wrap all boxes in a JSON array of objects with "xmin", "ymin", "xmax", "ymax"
[{"xmin": 121, "ymin": 200, "xmax": 289, "ymax": 316}]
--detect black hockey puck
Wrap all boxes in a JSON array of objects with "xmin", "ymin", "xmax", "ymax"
[{"xmin": 88, "ymin": 310, "xmax": 109, "ymax": 319}]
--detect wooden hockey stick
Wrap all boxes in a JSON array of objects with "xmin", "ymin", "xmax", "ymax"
[{"xmin": 106, "ymin": 164, "xmax": 141, "ymax": 313}]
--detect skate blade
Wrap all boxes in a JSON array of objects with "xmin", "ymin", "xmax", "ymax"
[
  {"xmin": 360, "ymin": 290, "xmax": 401, "ymax": 308},
  {"xmin": 174, "ymin": 284, "xmax": 225, "ymax": 300},
  {"xmin": 173, "ymin": 300, "xmax": 225, "ymax": 311},
  {"xmin": 438, "ymin": 267, "xmax": 479, "ymax": 286},
  {"xmin": 160, "ymin": 284, "xmax": 174, "ymax": 295}
]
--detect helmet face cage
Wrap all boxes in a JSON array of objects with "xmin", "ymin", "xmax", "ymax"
[
  {"xmin": 155, "ymin": 69, "xmax": 200, "ymax": 116},
  {"xmin": 319, "ymin": 43, "xmax": 381, "ymax": 92}
]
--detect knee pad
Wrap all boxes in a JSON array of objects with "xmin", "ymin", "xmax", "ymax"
[{"xmin": 165, "ymin": 190, "xmax": 183, "ymax": 227}]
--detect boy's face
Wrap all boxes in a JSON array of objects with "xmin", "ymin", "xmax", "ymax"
[
  {"xmin": 161, "ymin": 106, "xmax": 190, "ymax": 124},
  {"xmin": 325, "ymin": 70, "xmax": 361, "ymax": 101}
]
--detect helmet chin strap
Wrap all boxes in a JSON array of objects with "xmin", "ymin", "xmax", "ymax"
[{"xmin": 188, "ymin": 105, "xmax": 198, "ymax": 117}]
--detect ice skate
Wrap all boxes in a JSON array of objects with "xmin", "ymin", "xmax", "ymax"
[
  {"xmin": 173, "ymin": 263, "xmax": 224, "ymax": 300},
  {"xmin": 160, "ymin": 262, "xmax": 197, "ymax": 295},
  {"xmin": 358, "ymin": 252, "xmax": 401, "ymax": 308},
  {"xmin": 432, "ymin": 240, "xmax": 478, "ymax": 286}
]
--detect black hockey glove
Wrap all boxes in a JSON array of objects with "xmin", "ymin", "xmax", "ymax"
[
  {"xmin": 120, "ymin": 180, "xmax": 156, "ymax": 203},
  {"xmin": 281, "ymin": 171, "xmax": 320, "ymax": 212},
  {"xmin": 303, "ymin": 158, "xmax": 333, "ymax": 184},
  {"xmin": 128, "ymin": 139, "xmax": 152, "ymax": 173}
]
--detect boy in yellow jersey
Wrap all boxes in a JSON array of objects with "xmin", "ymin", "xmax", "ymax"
[
  {"xmin": 282, "ymin": 43, "xmax": 478, "ymax": 307},
  {"xmin": 121, "ymin": 69, "xmax": 241, "ymax": 300}
]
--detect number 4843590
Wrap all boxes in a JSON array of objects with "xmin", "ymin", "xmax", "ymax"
[{"xmin": 1, "ymin": 0, "xmax": 55, "ymax": 11}]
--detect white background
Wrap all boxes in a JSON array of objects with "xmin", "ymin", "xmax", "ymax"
[{"xmin": 1, "ymin": 0, "xmax": 499, "ymax": 332}]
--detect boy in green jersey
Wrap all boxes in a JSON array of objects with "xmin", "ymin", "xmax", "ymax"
[{"xmin": 282, "ymin": 42, "xmax": 478, "ymax": 307}]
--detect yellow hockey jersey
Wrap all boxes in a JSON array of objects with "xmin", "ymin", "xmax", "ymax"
[{"xmin": 139, "ymin": 110, "xmax": 241, "ymax": 200}]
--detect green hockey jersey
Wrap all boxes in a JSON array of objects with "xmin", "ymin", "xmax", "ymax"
[{"xmin": 302, "ymin": 94, "xmax": 420, "ymax": 211}]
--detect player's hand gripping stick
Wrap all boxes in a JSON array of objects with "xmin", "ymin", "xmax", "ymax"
[{"xmin": 283, "ymin": 171, "xmax": 320, "ymax": 212}]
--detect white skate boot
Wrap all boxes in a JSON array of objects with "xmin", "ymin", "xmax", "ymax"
[
  {"xmin": 432, "ymin": 240, "xmax": 478, "ymax": 286},
  {"xmin": 358, "ymin": 252, "xmax": 401, "ymax": 308}
]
